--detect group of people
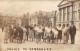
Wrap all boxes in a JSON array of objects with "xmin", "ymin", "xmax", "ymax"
[{"xmin": 3, "ymin": 21, "xmax": 76, "ymax": 44}]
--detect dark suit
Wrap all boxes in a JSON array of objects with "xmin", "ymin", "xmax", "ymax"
[
  {"xmin": 25, "ymin": 25, "xmax": 30, "ymax": 41},
  {"xmin": 70, "ymin": 25, "xmax": 76, "ymax": 44},
  {"xmin": 9, "ymin": 27, "xmax": 14, "ymax": 43}
]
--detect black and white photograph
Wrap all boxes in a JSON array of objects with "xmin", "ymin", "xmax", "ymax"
[{"xmin": 0, "ymin": 0, "xmax": 80, "ymax": 51}]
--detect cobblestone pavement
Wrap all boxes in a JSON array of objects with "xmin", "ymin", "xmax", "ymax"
[{"xmin": 0, "ymin": 28, "xmax": 80, "ymax": 51}]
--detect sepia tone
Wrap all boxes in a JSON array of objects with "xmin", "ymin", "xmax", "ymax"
[{"xmin": 0, "ymin": 0, "xmax": 80, "ymax": 51}]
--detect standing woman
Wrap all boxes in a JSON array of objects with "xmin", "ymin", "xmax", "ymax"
[
  {"xmin": 22, "ymin": 26, "xmax": 27, "ymax": 43},
  {"xmin": 65, "ymin": 24, "xmax": 70, "ymax": 43},
  {"xmin": 52, "ymin": 27, "xmax": 58, "ymax": 43},
  {"xmin": 62, "ymin": 24, "xmax": 66, "ymax": 44},
  {"xmin": 29, "ymin": 26, "xmax": 34, "ymax": 42},
  {"xmin": 4, "ymin": 25, "xmax": 9, "ymax": 44},
  {"xmin": 46, "ymin": 26, "xmax": 51, "ymax": 43},
  {"xmin": 38, "ymin": 26, "xmax": 42, "ymax": 43},
  {"xmin": 57, "ymin": 24, "xmax": 62, "ymax": 42}
]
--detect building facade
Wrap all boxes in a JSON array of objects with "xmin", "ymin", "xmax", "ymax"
[{"xmin": 57, "ymin": 0, "xmax": 80, "ymax": 29}]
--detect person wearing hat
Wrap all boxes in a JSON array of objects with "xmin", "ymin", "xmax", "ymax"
[
  {"xmin": 57, "ymin": 24, "xmax": 62, "ymax": 43},
  {"xmin": 62, "ymin": 24, "xmax": 66, "ymax": 44},
  {"xmin": 65, "ymin": 24, "xmax": 70, "ymax": 43},
  {"xmin": 70, "ymin": 21, "xmax": 76, "ymax": 44}
]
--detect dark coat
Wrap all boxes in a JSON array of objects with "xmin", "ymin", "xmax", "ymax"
[
  {"xmin": 70, "ymin": 25, "xmax": 76, "ymax": 35},
  {"xmin": 50, "ymin": 30, "xmax": 54, "ymax": 39},
  {"xmin": 58, "ymin": 30, "xmax": 62, "ymax": 39},
  {"xmin": 25, "ymin": 25, "xmax": 30, "ymax": 35},
  {"xmin": 9, "ymin": 27, "xmax": 14, "ymax": 36},
  {"xmin": 18, "ymin": 27, "xmax": 23, "ymax": 40}
]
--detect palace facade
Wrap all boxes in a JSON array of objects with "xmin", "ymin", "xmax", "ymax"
[{"xmin": 57, "ymin": 0, "xmax": 80, "ymax": 29}]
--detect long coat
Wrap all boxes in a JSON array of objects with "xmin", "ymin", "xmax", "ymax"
[
  {"xmin": 4, "ymin": 27, "xmax": 9, "ymax": 40},
  {"xmin": 29, "ymin": 29, "xmax": 34, "ymax": 38},
  {"xmin": 70, "ymin": 25, "xmax": 76, "ymax": 36},
  {"xmin": 57, "ymin": 27, "xmax": 62, "ymax": 39},
  {"xmin": 62, "ymin": 28, "xmax": 66, "ymax": 41},
  {"xmin": 65, "ymin": 27, "xmax": 70, "ymax": 41},
  {"xmin": 62, "ymin": 27, "xmax": 69, "ymax": 41},
  {"xmin": 18, "ymin": 27, "xmax": 23, "ymax": 40},
  {"xmin": 23, "ymin": 28, "xmax": 27, "ymax": 40}
]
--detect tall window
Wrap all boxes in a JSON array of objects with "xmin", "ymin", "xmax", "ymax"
[
  {"xmin": 79, "ymin": 12, "xmax": 80, "ymax": 20},
  {"xmin": 67, "ymin": 6, "xmax": 70, "ymax": 21},
  {"xmin": 63, "ymin": 8, "xmax": 66, "ymax": 21},
  {"xmin": 59, "ymin": 9, "xmax": 62, "ymax": 22}
]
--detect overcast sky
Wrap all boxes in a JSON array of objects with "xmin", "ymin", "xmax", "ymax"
[{"xmin": 0, "ymin": 0, "xmax": 62, "ymax": 16}]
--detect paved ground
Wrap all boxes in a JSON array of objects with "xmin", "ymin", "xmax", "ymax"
[{"xmin": 0, "ymin": 28, "xmax": 80, "ymax": 51}]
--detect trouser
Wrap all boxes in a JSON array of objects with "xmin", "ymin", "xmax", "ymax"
[
  {"xmin": 47, "ymin": 36, "xmax": 51, "ymax": 43},
  {"xmin": 26, "ymin": 34, "xmax": 28, "ymax": 41},
  {"xmin": 10, "ymin": 37, "xmax": 13, "ymax": 43},
  {"xmin": 39, "ymin": 33, "xmax": 41, "ymax": 42},
  {"xmin": 41, "ymin": 32, "xmax": 44, "ymax": 39},
  {"xmin": 70, "ymin": 34, "xmax": 75, "ymax": 44}
]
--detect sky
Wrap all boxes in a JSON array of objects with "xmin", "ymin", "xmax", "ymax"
[{"xmin": 0, "ymin": 0, "xmax": 62, "ymax": 16}]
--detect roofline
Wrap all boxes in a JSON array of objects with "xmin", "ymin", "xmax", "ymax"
[
  {"xmin": 58, "ymin": 0, "xmax": 64, "ymax": 7},
  {"xmin": 58, "ymin": 0, "xmax": 79, "ymax": 7}
]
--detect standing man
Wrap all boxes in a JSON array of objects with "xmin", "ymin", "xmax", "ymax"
[
  {"xmin": 9, "ymin": 26, "xmax": 14, "ymax": 43},
  {"xmin": 70, "ymin": 21, "xmax": 76, "ymax": 44},
  {"xmin": 25, "ymin": 25, "xmax": 29, "ymax": 41}
]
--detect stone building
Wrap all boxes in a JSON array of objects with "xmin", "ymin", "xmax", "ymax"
[{"xmin": 57, "ymin": 0, "xmax": 80, "ymax": 29}]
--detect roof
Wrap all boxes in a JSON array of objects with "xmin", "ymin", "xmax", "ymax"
[{"xmin": 58, "ymin": 0, "xmax": 77, "ymax": 7}]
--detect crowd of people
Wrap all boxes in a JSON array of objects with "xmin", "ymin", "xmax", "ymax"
[{"xmin": 2, "ymin": 21, "xmax": 76, "ymax": 44}]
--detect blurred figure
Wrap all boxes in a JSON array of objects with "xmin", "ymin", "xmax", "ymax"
[
  {"xmin": 50, "ymin": 28, "xmax": 54, "ymax": 43},
  {"xmin": 65, "ymin": 24, "xmax": 70, "ymax": 43},
  {"xmin": 25, "ymin": 25, "xmax": 29, "ymax": 41},
  {"xmin": 22, "ymin": 26, "xmax": 27, "ymax": 43},
  {"xmin": 45, "ymin": 26, "xmax": 51, "ymax": 43},
  {"xmin": 62, "ymin": 24, "xmax": 67, "ymax": 44},
  {"xmin": 57, "ymin": 24, "xmax": 62, "ymax": 42},
  {"xmin": 9, "ymin": 26, "xmax": 14, "ymax": 43},
  {"xmin": 43, "ymin": 26, "xmax": 46, "ymax": 42},
  {"xmin": 38, "ymin": 26, "xmax": 42, "ymax": 43},
  {"xmin": 29, "ymin": 24, "xmax": 34, "ymax": 42},
  {"xmin": 18, "ymin": 26, "xmax": 23, "ymax": 43},
  {"xmin": 41, "ymin": 25, "xmax": 45, "ymax": 41},
  {"xmin": 35, "ymin": 25, "xmax": 39, "ymax": 43},
  {"xmin": 4, "ymin": 25, "xmax": 9, "ymax": 44},
  {"xmin": 52, "ymin": 27, "xmax": 58, "ymax": 43},
  {"xmin": 13, "ymin": 27, "xmax": 18, "ymax": 43},
  {"xmin": 70, "ymin": 21, "xmax": 76, "ymax": 44}
]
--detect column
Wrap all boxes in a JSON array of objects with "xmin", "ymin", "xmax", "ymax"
[
  {"xmin": 67, "ymin": 6, "xmax": 68, "ymax": 21},
  {"xmin": 63, "ymin": 8, "xmax": 65, "ymax": 22}
]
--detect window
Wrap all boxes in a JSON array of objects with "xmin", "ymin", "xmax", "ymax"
[
  {"xmin": 59, "ymin": 9, "xmax": 62, "ymax": 22},
  {"xmin": 67, "ymin": 7, "xmax": 70, "ymax": 21},
  {"xmin": 79, "ymin": 12, "xmax": 80, "ymax": 20},
  {"xmin": 67, "ymin": 12, "xmax": 70, "ymax": 21},
  {"xmin": 63, "ymin": 8, "xmax": 66, "ymax": 21}
]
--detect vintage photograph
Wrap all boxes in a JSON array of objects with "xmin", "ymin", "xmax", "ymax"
[{"xmin": 0, "ymin": 0, "xmax": 80, "ymax": 51}]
